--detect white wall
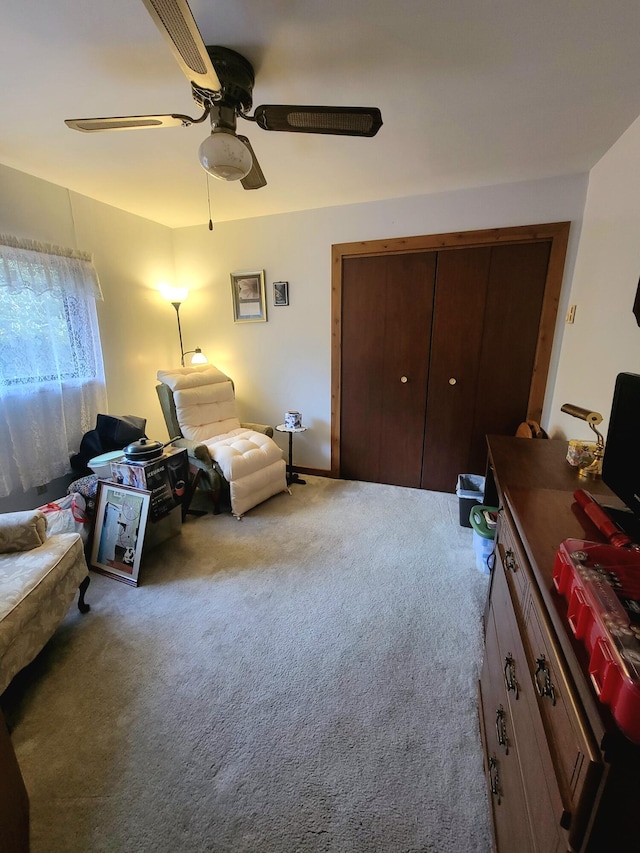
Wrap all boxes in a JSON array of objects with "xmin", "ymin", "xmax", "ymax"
[
  {"xmin": 0, "ymin": 164, "xmax": 79, "ymax": 247},
  {"xmin": 550, "ymin": 114, "xmax": 640, "ymax": 444},
  {"xmin": 173, "ymin": 174, "xmax": 589, "ymax": 469},
  {"xmin": 0, "ymin": 160, "xmax": 590, "ymax": 498},
  {"xmin": 69, "ymin": 192, "xmax": 178, "ymax": 439}
]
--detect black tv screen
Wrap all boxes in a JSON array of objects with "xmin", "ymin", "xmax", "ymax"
[{"xmin": 602, "ymin": 372, "xmax": 640, "ymax": 524}]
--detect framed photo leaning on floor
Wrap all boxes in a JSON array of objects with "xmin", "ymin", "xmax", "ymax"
[{"xmin": 89, "ymin": 482, "xmax": 150, "ymax": 586}]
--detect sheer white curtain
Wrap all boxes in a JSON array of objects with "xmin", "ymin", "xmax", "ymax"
[{"xmin": 0, "ymin": 236, "xmax": 107, "ymax": 498}]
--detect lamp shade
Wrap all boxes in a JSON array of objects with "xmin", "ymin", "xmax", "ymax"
[
  {"xmin": 198, "ymin": 130, "xmax": 252, "ymax": 181},
  {"xmin": 560, "ymin": 403, "xmax": 603, "ymax": 426},
  {"xmin": 159, "ymin": 284, "xmax": 188, "ymax": 303},
  {"xmin": 190, "ymin": 348, "xmax": 208, "ymax": 365}
]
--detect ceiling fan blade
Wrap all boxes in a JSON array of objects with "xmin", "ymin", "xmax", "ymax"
[
  {"xmin": 253, "ymin": 105, "xmax": 382, "ymax": 137},
  {"xmin": 65, "ymin": 114, "xmax": 195, "ymax": 132},
  {"xmin": 237, "ymin": 136, "xmax": 267, "ymax": 190},
  {"xmin": 140, "ymin": 0, "xmax": 221, "ymax": 93}
]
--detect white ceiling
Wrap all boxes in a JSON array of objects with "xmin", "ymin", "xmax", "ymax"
[{"xmin": 2, "ymin": 0, "xmax": 640, "ymax": 229}]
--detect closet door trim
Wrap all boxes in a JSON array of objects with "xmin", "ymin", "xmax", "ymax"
[{"xmin": 330, "ymin": 222, "xmax": 570, "ymax": 478}]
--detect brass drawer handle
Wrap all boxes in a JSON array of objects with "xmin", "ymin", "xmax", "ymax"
[
  {"xmin": 504, "ymin": 548, "xmax": 516, "ymax": 573},
  {"xmin": 504, "ymin": 653, "xmax": 519, "ymax": 699},
  {"xmin": 489, "ymin": 755, "xmax": 501, "ymax": 804},
  {"xmin": 495, "ymin": 705, "xmax": 509, "ymax": 754},
  {"xmin": 534, "ymin": 655, "xmax": 556, "ymax": 705}
]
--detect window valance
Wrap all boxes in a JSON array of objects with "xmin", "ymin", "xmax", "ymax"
[{"xmin": 0, "ymin": 235, "xmax": 103, "ymax": 300}]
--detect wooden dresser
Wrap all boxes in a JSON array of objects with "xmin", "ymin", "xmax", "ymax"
[{"xmin": 479, "ymin": 436, "xmax": 640, "ymax": 852}]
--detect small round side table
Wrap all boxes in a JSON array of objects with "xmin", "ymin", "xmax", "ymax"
[{"xmin": 275, "ymin": 424, "xmax": 308, "ymax": 485}]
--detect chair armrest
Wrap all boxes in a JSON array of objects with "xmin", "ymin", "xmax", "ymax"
[
  {"xmin": 172, "ymin": 438, "xmax": 224, "ymax": 498},
  {"xmin": 0, "ymin": 510, "xmax": 47, "ymax": 554},
  {"xmin": 172, "ymin": 438, "xmax": 213, "ymax": 467},
  {"xmin": 241, "ymin": 422, "xmax": 274, "ymax": 438}
]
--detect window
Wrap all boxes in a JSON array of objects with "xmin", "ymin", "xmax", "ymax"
[{"xmin": 0, "ymin": 237, "xmax": 107, "ymax": 498}]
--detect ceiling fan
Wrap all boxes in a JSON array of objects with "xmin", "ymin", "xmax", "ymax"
[{"xmin": 65, "ymin": 0, "xmax": 383, "ymax": 190}]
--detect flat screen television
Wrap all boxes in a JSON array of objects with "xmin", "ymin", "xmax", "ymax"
[{"xmin": 602, "ymin": 372, "xmax": 640, "ymax": 537}]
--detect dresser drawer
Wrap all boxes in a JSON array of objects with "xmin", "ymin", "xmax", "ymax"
[
  {"xmin": 479, "ymin": 610, "xmax": 534, "ymax": 853},
  {"xmin": 496, "ymin": 507, "xmax": 604, "ymax": 848},
  {"xmin": 522, "ymin": 585, "xmax": 603, "ymax": 847},
  {"xmin": 496, "ymin": 509, "xmax": 529, "ymax": 606},
  {"xmin": 490, "ymin": 563, "xmax": 568, "ymax": 853}
]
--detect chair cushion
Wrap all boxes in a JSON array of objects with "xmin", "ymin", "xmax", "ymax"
[
  {"xmin": 229, "ymin": 460, "xmax": 287, "ymax": 518},
  {"xmin": 157, "ymin": 365, "xmax": 229, "ymax": 392},
  {"xmin": 204, "ymin": 429, "xmax": 284, "ymax": 481},
  {"xmin": 158, "ymin": 366, "xmax": 241, "ymax": 441},
  {"xmin": 175, "ymin": 381, "xmax": 240, "ymax": 442}
]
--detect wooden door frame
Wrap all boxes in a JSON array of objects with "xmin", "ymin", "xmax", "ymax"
[{"xmin": 331, "ymin": 221, "xmax": 571, "ymax": 478}]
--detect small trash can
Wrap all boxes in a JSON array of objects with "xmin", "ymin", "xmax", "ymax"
[
  {"xmin": 469, "ymin": 504, "xmax": 498, "ymax": 575},
  {"xmin": 456, "ymin": 474, "xmax": 485, "ymax": 528}
]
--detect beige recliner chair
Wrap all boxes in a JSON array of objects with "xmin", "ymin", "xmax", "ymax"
[{"xmin": 156, "ymin": 365, "xmax": 287, "ymax": 518}]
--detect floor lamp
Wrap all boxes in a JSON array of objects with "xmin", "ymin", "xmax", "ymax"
[{"xmin": 160, "ymin": 286, "xmax": 208, "ymax": 367}]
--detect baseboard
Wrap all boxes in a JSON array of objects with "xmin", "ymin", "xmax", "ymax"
[{"xmin": 292, "ymin": 466, "xmax": 333, "ymax": 479}]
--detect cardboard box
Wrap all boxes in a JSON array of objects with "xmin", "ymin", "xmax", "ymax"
[
  {"xmin": 144, "ymin": 506, "xmax": 182, "ymax": 550},
  {"xmin": 110, "ymin": 447, "xmax": 188, "ymax": 521}
]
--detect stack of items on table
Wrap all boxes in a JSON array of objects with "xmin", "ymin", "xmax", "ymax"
[{"xmin": 37, "ymin": 414, "xmax": 148, "ymax": 542}]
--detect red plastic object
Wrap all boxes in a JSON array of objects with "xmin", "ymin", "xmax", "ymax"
[
  {"xmin": 553, "ymin": 538, "xmax": 640, "ymax": 744},
  {"xmin": 573, "ymin": 489, "xmax": 634, "ymax": 548}
]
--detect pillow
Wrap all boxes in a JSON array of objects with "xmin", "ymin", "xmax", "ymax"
[
  {"xmin": 157, "ymin": 365, "xmax": 229, "ymax": 392},
  {"xmin": 0, "ymin": 510, "xmax": 47, "ymax": 554}
]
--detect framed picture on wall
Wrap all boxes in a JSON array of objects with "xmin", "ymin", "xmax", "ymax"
[
  {"xmin": 230, "ymin": 269, "xmax": 267, "ymax": 323},
  {"xmin": 273, "ymin": 281, "xmax": 289, "ymax": 306},
  {"xmin": 89, "ymin": 482, "xmax": 150, "ymax": 586}
]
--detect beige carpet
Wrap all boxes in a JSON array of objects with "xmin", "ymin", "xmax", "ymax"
[{"xmin": 3, "ymin": 476, "xmax": 492, "ymax": 852}]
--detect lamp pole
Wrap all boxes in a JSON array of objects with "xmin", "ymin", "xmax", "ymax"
[{"xmin": 172, "ymin": 301, "xmax": 185, "ymax": 366}]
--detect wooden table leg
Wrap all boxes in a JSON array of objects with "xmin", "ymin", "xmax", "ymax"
[{"xmin": 183, "ymin": 464, "xmax": 207, "ymax": 519}]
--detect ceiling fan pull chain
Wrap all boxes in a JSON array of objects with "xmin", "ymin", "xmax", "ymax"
[{"xmin": 206, "ymin": 175, "xmax": 214, "ymax": 231}]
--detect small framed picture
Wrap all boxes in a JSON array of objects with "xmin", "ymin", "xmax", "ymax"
[
  {"xmin": 90, "ymin": 482, "xmax": 151, "ymax": 586},
  {"xmin": 273, "ymin": 281, "xmax": 289, "ymax": 306},
  {"xmin": 230, "ymin": 269, "xmax": 267, "ymax": 323}
]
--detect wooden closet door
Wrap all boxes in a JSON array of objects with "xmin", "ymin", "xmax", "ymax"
[
  {"xmin": 340, "ymin": 253, "xmax": 436, "ymax": 486},
  {"xmin": 420, "ymin": 240, "xmax": 552, "ymax": 492},
  {"xmin": 469, "ymin": 241, "xmax": 551, "ymax": 471},
  {"xmin": 420, "ymin": 248, "xmax": 492, "ymax": 492}
]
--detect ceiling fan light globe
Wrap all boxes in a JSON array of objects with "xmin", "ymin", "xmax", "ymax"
[{"xmin": 198, "ymin": 130, "xmax": 252, "ymax": 181}]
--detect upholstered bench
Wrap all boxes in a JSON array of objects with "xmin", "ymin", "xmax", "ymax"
[{"xmin": 0, "ymin": 510, "xmax": 90, "ymax": 695}]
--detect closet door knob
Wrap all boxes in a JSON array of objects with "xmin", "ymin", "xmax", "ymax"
[
  {"xmin": 449, "ymin": 377, "xmax": 457, "ymax": 385},
  {"xmin": 400, "ymin": 376, "xmax": 408, "ymax": 383}
]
